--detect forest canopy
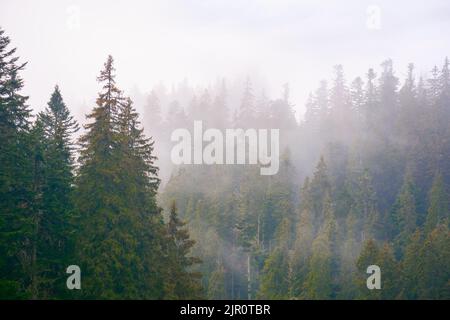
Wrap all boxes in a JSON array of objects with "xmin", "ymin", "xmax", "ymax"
[{"xmin": 0, "ymin": 25, "xmax": 449, "ymax": 300}]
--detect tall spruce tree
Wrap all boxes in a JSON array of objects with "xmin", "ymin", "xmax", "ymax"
[
  {"xmin": 0, "ymin": 28, "xmax": 32, "ymax": 299},
  {"xmin": 74, "ymin": 56, "xmax": 164, "ymax": 298},
  {"xmin": 28, "ymin": 85, "xmax": 79, "ymax": 298}
]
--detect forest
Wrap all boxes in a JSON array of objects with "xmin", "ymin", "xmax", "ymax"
[{"xmin": 0, "ymin": 26, "xmax": 449, "ymax": 300}]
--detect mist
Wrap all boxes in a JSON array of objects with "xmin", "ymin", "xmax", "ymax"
[
  {"xmin": 2, "ymin": 0, "xmax": 450, "ymax": 123},
  {"xmin": 1, "ymin": 0, "xmax": 449, "ymax": 301}
]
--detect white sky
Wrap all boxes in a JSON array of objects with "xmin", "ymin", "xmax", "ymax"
[{"xmin": 1, "ymin": 0, "xmax": 450, "ymax": 122}]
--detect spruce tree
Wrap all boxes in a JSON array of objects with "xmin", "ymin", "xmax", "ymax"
[
  {"xmin": 393, "ymin": 174, "xmax": 419, "ymax": 256},
  {"xmin": 309, "ymin": 156, "xmax": 331, "ymax": 232},
  {"xmin": 356, "ymin": 241, "xmax": 400, "ymax": 299},
  {"xmin": 418, "ymin": 224, "xmax": 450, "ymax": 299},
  {"xmin": 164, "ymin": 201, "xmax": 202, "ymax": 299},
  {"xmin": 0, "ymin": 27, "xmax": 32, "ymax": 299},
  {"xmin": 258, "ymin": 216, "xmax": 292, "ymax": 300},
  {"xmin": 356, "ymin": 239, "xmax": 380, "ymax": 299},
  {"xmin": 235, "ymin": 78, "xmax": 255, "ymax": 128},
  {"xmin": 290, "ymin": 178, "xmax": 314, "ymax": 298},
  {"xmin": 400, "ymin": 230, "xmax": 423, "ymax": 299},
  {"xmin": 143, "ymin": 89, "xmax": 162, "ymax": 129},
  {"xmin": 29, "ymin": 85, "xmax": 79, "ymax": 298},
  {"xmin": 376, "ymin": 243, "xmax": 400, "ymax": 299},
  {"xmin": 258, "ymin": 248, "xmax": 290, "ymax": 299},
  {"xmin": 302, "ymin": 194, "xmax": 336, "ymax": 299},
  {"xmin": 75, "ymin": 56, "xmax": 164, "ymax": 298},
  {"xmin": 424, "ymin": 173, "xmax": 449, "ymax": 234}
]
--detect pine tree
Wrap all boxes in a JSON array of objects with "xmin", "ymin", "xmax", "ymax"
[
  {"xmin": 430, "ymin": 59, "xmax": 450, "ymax": 189},
  {"xmin": 302, "ymin": 194, "xmax": 336, "ymax": 299},
  {"xmin": 0, "ymin": 27, "xmax": 33, "ymax": 299},
  {"xmin": 329, "ymin": 65, "xmax": 353, "ymax": 141},
  {"xmin": 356, "ymin": 241, "xmax": 400, "ymax": 299},
  {"xmin": 29, "ymin": 85, "xmax": 79, "ymax": 298},
  {"xmin": 164, "ymin": 201, "xmax": 202, "ymax": 299},
  {"xmin": 378, "ymin": 59, "xmax": 399, "ymax": 134},
  {"xmin": 376, "ymin": 243, "xmax": 400, "ymax": 299},
  {"xmin": 315, "ymin": 80, "xmax": 330, "ymax": 140},
  {"xmin": 393, "ymin": 174, "xmax": 418, "ymax": 256},
  {"xmin": 427, "ymin": 65, "xmax": 440, "ymax": 102},
  {"xmin": 74, "ymin": 56, "xmax": 164, "ymax": 298},
  {"xmin": 398, "ymin": 64, "xmax": 420, "ymax": 144},
  {"xmin": 356, "ymin": 239, "xmax": 379, "ymax": 299},
  {"xmin": 418, "ymin": 223, "xmax": 450, "ymax": 299},
  {"xmin": 269, "ymin": 85, "xmax": 297, "ymax": 130},
  {"xmin": 304, "ymin": 92, "xmax": 319, "ymax": 128},
  {"xmin": 309, "ymin": 156, "xmax": 331, "ymax": 232},
  {"xmin": 400, "ymin": 230, "xmax": 423, "ymax": 299},
  {"xmin": 290, "ymin": 178, "xmax": 314, "ymax": 298},
  {"xmin": 258, "ymin": 247, "xmax": 290, "ymax": 299},
  {"xmin": 364, "ymin": 68, "xmax": 377, "ymax": 129},
  {"xmin": 117, "ymin": 97, "xmax": 160, "ymax": 194},
  {"xmin": 167, "ymin": 100, "xmax": 187, "ymax": 130},
  {"xmin": 353, "ymin": 169, "xmax": 381, "ymax": 241},
  {"xmin": 338, "ymin": 209, "xmax": 359, "ymax": 299},
  {"xmin": 350, "ymin": 77, "xmax": 365, "ymax": 130},
  {"xmin": 143, "ymin": 89, "xmax": 162, "ymax": 128},
  {"xmin": 26, "ymin": 120, "xmax": 46, "ymax": 299},
  {"xmin": 75, "ymin": 55, "xmax": 132, "ymax": 298},
  {"xmin": 257, "ymin": 213, "xmax": 292, "ymax": 299},
  {"xmin": 235, "ymin": 77, "xmax": 255, "ymax": 128},
  {"xmin": 211, "ymin": 79, "xmax": 228, "ymax": 128},
  {"xmin": 424, "ymin": 173, "xmax": 449, "ymax": 234}
]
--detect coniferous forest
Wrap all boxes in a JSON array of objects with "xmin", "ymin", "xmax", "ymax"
[{"xmin": 0, "ymin": 20, "xmax": 449, "ymax": 300}]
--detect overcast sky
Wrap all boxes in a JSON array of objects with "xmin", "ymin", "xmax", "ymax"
[{"xmin": 2, "ymin": 0, "xmax": 450, "ymax": 122}]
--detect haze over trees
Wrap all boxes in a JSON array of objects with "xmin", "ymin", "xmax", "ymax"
[
  {"xmin": 0, "ymin": 27, "xmax": 449, "ymax": 299},
  {"xmin": 159, "ymin": 59, "xmax": 450, "ymax": 299}
]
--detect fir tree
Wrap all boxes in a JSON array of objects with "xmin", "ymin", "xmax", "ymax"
[
  {"xmin": 400, "ymin": 230, "xmax": 423, "ymax": 299},
  {"xmin": 235, "ymin": 77, "xmax": 255, "ymax": 128},
  {"xmin": 418, "ymin": 224, "xmax": 450, "ymax": 299},
  {"xmin": 0, "ymin": 27, "xmax": 32, "ymax": 299},
  {"xmin": 290, "ymin": 178, "xmax": 314, "ymax": 298},
  {"xmin": 356, "ymin": 239, "xmax": 380, "ymax": 299},
  {"xmin": 164, "ymin": 201, "xmax": 202, "ymax": 299},
  {"xmin": 393, "ymin": 174, "xmax": 419, "ymax": 256},
  {"xmin": 75, "ymin": 56, "xmax": 164, "ymax": 298},
  {"xmin": 29, "ymin": 85, "xmax": 79, "ymax": 298},
  {"xmin": 258, "ymin": 216, "xmax": 292, "ymax": 300},
  {"xmin": 424, "ymin": 173, "xmax": 449, "ymax": 234},
  {"xmin": 302, "ymin": 194, "xmax": 336, "ymax": 299}
]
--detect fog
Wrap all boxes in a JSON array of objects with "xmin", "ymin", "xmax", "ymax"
[
  {"xmin": 1, "ymin": 0, "xmax": 449, "ymax": 300},
  {"xmin": 2, "ymin": 0, "xmax": 450, "ymax": 124}
]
